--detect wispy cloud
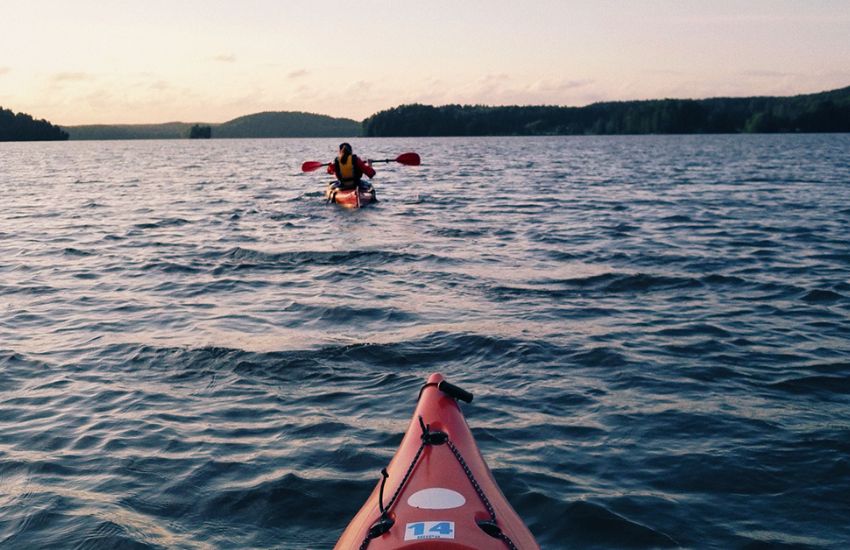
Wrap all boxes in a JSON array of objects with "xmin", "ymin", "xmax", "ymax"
[
  {"xmin": 149, "ymin": 80, "xmax": 173, "ymax": 91},
  {"xmin": 449, "ymin": 75, "xmax": 597, "ymax": 106},
  {"xmin": 51, "ymin": 72, "xmax": 94, "ymax": 82},
  {"xmin": 527, "ymin": 78, "xmax": 594, "ymax": 95},
  {"xmin": 213, "ymin": 54, "xmax": 236, "ymax": 63},
  {"xmin": 0, "ymin": 66, "xmax": 10, "ymax": 76},
  {"xmin": 647, "ymin": 69, "xmax": 685, "ymax": 76},
  {"xmin": 668, "ymin": 13, "xmax": 850, "ymax": 25},
  {"xmin": 287, "ymin": 69, "xmax": 309, "ymax": 79},
  {"xmin": 740, "ymin": 70, "xmax": 796, "ymax": 79}
]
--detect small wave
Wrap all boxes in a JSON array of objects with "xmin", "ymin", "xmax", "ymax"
[
  {"xmin": 0, "ymin": 284, "xmax": 58, "ymax": 296},
  {"xmin": 521, "ymin": 496, "xmax": 679, "ymax": 548},
  {"xmin": 802, "ymin": 289, "xmax": 845, "ymax": 304},
  {"xmin": 595, "ymin": 272, "xmax": 701, "ymax": 293},
  {"xmin": 568, "ymin": 346, "xmax": 629, "ymax": 368},
  {"xmin": 609, "ymin": 222, "xmax": 640, "ymax": 234},
  {"xmin": 491, "ymin": 271, "xmax": 702, "ymax": 299},
  {"xmin": 768, "ymin": 375, "xmax": 850, "ymax": 396},
  {"xmin": 682, "ymin": 364, "xmax": 741, "ymax": 383},
  {"xmin": 285, "ymin": 302, "xmax": 416, "ymax": 325},
  {"xmin": 810, "ymin": 252, "xmax": 850, "ymax": 264},
  {"xmin": 659, "ymin": 214, "xmax": 692, "ymax": 223},
  {"xmin": 429, "ymin": 227, "xmax": 486, "ymax": 238},
  {"xmin": 73, "ymin": 520, "xmax": 158, "ymax": 550},
  {"xmin": 141, "ymin": 261, "xmax": 202, "ymax": 274},
  {"xmin": 654, "ymin": 323, "xmax": 732, "ymax": 338},
  {"xmin": 198, "ymin": 471, "xmax": 368, "ymax": 530},
  {"xmin": 700, "ymin": 273, "xmax": 750, "ymax": 287},
  {"xmin": 62, "ymin": 247, "xmax": 94, "ymax": 257},
  {"xmin": 133, "ymin": 218, "xmax": 192, "ymax": 230},
  {"xmin": 728, "ymin": 238, "xmax": 781, "ymax": 249},
  {"xmin": 659, "ymin": 338, "xmax": 731, "ymax": 358},
  {"xmin": 0, "ymin": 351, "xmax": 49, "ymax": 392},
  {"xmin": 209, "ymin": 246, "xmax": 448, "ymax": 274}
]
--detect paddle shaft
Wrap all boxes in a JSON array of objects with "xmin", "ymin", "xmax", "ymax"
[{"xmin": 302, "ymin": 152, "xmax": 419, "ymax": 172}]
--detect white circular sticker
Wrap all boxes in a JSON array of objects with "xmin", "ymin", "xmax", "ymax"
[{"xmin": 407, "ymin": 488, "xmax": 466, "ymax": 510}]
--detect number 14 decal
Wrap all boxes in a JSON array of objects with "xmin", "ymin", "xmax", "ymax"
[{"xmin": 404, "ymin": 521, "xmax": 455, "ymax": 540}]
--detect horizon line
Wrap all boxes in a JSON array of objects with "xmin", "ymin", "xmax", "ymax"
[{"xmin": 53, "ymin": 83, "xmax": 850, "ymax": 128}]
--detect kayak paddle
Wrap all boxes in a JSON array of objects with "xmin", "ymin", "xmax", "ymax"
[
  {"xmin": 301, "ymin": 152, "xmax": 420, "ymax": 172},
  {"xmin": 301, "ymin": 160, "xmax": 330, "ymax": 172},
  {"xmin": 367, "ymin": 152, "xmax": 421, "ymax": 166}
]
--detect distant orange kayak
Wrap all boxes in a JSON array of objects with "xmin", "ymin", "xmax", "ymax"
[
  {"xmin": 326, "ymin": 183, "xmax": 377, "ymax": 209},
  {"xmin": 335, "ymin": 373, "xmax": 539, "ymax": 549}
]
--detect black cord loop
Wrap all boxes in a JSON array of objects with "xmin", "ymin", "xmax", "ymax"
[{"xmin": 358, "ymin": 410, "xmax": 518, "ymax": 549}]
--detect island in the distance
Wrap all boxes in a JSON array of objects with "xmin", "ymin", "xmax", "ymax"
[{"xmin": 1, "ymin": 85, "xmax": 848, "ymax": 141}]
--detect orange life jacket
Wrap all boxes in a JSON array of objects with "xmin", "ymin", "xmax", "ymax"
[{"xmin": 334, "ymin": 154, "xmax": 363, "ymax": 182}]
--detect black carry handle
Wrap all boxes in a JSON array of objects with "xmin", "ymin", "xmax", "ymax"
[{"xmin": 438, "ymin": 380, "xmax": 473, "ymax": 403}]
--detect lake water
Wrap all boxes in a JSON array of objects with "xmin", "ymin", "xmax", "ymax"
[{"xmin": 1, "ymin": 135, "xmax": 849, "ymax": 549}]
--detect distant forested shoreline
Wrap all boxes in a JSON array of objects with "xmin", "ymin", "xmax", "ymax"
[
  {"xmin": 364, "ymin": 86, "xmax": 850, "ymax": 136},
  {"xmin": 65, "ymin": 112, "xmax": 361, "ymax": 140},
  {"xmin": 2, "ymin": 86, "xmax": 849, "ymax": 141},
  {"xmin": 0, "ymin": 107, "xmax": 68, "ymax": 141}
]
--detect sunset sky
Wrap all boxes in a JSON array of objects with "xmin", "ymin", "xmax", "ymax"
[{"xmin": 2, "ymin": 0, "xmax": 849, "ymax": 125}]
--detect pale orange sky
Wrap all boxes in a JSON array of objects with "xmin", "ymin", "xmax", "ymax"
[{"xmin": 2, "ymin": 0, "xmax": 849, "ymax": 125}]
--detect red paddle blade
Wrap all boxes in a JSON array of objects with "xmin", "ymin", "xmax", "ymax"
[
  {"xmin": 301, "ymin": 161, "xmax": 327, "ymax": 172},
  {"xmin": 395, "ymin": 152, "xmax": 421, "ymax": 166}
]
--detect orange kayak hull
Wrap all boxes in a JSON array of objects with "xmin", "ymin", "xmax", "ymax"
[
  {"xmin": 335, "ymin": 373, "xmax": 539, "ymax": 549},
  {"xmin": 326, "ymin": 184, "xmax": 376, "ymax": 208}
]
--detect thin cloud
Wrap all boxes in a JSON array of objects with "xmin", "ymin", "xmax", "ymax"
[
  {"xmin": 213, "ymin": 54, "xmax": 236, "ymax": 63},
  {"xmin": 345, "ymin": 80, "xmax": 373, "ymax": 94},
  {"xmin": 287, "ymin": 69, "xmax": 309, "ymax": 79},
  {"xmin": 478, "ymin": 73, "xmax": 511, "ymax": 84},
  {"xmin": 51, "ymin": 72, "xmax": 94, "ymax": 82},
  {"xmin": 0, "ymin": 66, "xmax": 10, "ymax": 76},
  {"xmin": 647, "ymin": 69, "xmax": 684, "ymax": 76},
  {"xmin": 149, "ymin": 80, "xmax": 173, "ymax": 91},
  {"xmin": 454, "ymin": 76, "xmax": 597, "ymax": 106},
  {"xmin": 740, "ymin": 70, "xmax": 796, "ymax": 78},
  {"xmin": 668, "ymin": 13, "xmax": 850, "ymax": 25},
  {"xmin": 528, "ymin": 78, "xmax": 594, "ymax": 94},
  {"xmin": 386, "ymin": 76, "xmax": 566, "ymax": 108}
]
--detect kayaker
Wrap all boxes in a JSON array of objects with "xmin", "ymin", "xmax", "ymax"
[{"xmin": 327, "ymin": 142, "xmax": 375, "ymax": 190}]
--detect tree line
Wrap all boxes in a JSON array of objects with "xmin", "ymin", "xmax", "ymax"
[
  {"xmin": 0, "ymin": 107, "xmax": 69, "ymax": 141},
  {"xmin": 4, "ymin": 85, "xmax": 849, "ymax": 141},
  {"xmin": 362, "ymin": 86, "xmax": 850, "ymax": 136},
  {"xmin": 188, "ymin": 124, "xmax": 212, "ymax": 139},
  {"xmin": 66, "ymin": 112, "xmax": 361, "ymax": 140}
]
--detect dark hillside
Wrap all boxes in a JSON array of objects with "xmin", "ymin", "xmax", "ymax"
[
  {"xmin": 0, "ymin": 107, "xmax": 68, "ymax": 141},
  {"xmin": 363, "ymin": 86, "xmax": 850, "ymax": 136},
  {"xmin": 214, "ymin": 111, "xmax": 360, "ymax": 138}
]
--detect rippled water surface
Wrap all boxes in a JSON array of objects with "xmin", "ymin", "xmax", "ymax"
[{"xmin": 2, "ymin": 135, "xmax": 849, "ymax": 549}]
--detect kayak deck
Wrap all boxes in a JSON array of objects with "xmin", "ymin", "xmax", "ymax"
[{"xmin": 335, "ymin": 373, "xmax": 538, "ymax": 549}]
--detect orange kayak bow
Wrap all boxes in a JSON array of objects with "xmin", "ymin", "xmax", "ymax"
[{"xmin": 335, "ymin": 373, "xmax": 539, "ymax": 549}]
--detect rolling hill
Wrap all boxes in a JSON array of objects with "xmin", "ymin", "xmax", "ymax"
[{"xmin": 65, "ymin": 111, "xmax": 361, "ymax": 140}]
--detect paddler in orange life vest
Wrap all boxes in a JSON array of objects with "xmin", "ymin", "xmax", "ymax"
[{"xmin": 327, "ymin": 142, "xmax": 376, "ymax": 190}]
